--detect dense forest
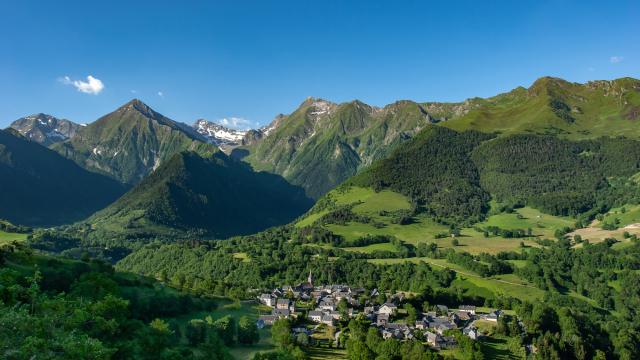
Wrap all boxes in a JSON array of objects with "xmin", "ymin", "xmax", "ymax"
[
  {"xmin": 472, "ymin": 135, "xmax": 640, "ymax": 217},
  {"xmin": 350, "ymin": 127, "xmax": 494, "ymax": 225}
]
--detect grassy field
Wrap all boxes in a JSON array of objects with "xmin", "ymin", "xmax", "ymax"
[
  {"xmin": 0, "ymin": 230, "xmax": 28, "ymax": 244},
  {"xmin": 304, "ymin": 187, "xmax": 574, "ymax": 255},
  {"xmin": 601, "ymin": 204, "xmax": 640, "ymax": 228},
  {"xmin": 326, "ymin": 215, "xmax": 540, "ymax": 255},
  {"xmin": 295, "ymin": 210, "xmax": 329, "ymax": 228},
  {"xmin": 480, "ymin": 206, "xmax": 575, "ymax": 239},
  {"xmin": 368, "ymin": 257, "xmax": 544, "ymax": 302},
  {"xmin": 479, "ymin": 335, "xmax": 526, "ymax": 359},
  {"xmin": 343, "ymin": 242, "xmax": 398, "ymax": 253},
  {"xmin": 506, "ymin": 260, "xmax": 527, "ymax": 269}
]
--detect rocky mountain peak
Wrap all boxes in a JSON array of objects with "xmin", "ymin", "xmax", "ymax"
[{"xmin": 9, "ymin": 113, "xmax": 80, "ymax": 146}]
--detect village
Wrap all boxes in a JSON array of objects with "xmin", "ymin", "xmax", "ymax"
[{"xmin": 256, "ymin": 272, "xmax": 503, "ymax": 350}]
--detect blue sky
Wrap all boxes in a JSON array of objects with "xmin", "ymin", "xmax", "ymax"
[{"xmin": 1, "ymin": 0, "xmax": 638, "ymax": 129}]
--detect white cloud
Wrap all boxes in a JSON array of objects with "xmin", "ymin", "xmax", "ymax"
[
  {"xmin": 130, "ymin": 89, "xmax": 137, "ymax": 94},
  {"xmin": 218, "ymin": 117, "xmax": 259, "ymax": 130},
  {"xmin": 610, "ymin": 56, "xmax": 624, "ymax": 64},
  {"xmin": 157, "ymin": 91, "xmax": 164, "ymax": 98},
  {"xmin": 60, "ymin": 75, "xmax": 104, "ymax": 94}
]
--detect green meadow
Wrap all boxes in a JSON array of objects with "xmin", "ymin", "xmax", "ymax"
[
  {"xmin": 0, "ymin": 230, "xmax": 28, "ymax": 244},
  {"xmin": 479, "ymin": 206, "xmax": 575, "ymax": 239},
  {"xmin": 302, "ymin": 186, "xmax": 574, "ymax": 255},
  {"xmin": 368, "ymin": 257, "xmax": 544, "ymax": 302},
  {"xmin": 601, "ymin": 204, "xmax": 640, "ymax": 228}
]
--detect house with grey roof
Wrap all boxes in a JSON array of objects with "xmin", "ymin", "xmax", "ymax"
[{"xmin": 276, "ymin": 299, "xmax": 290, "ymax": 310}]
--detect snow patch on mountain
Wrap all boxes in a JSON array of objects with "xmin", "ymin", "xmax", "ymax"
[{"xmin": 193, "ymin": 119, "xmax": 247, "ymax": 150}]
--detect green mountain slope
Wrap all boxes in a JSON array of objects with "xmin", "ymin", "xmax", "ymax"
[
  {"xmin": 350, "ymin": 126, "xmax": 494, "ymax": 224},
  {"xmin": 87, "ymin": 151, "xmax": 313, "ymax": 240},
  {"xmin": 441, "ymin": 77, "xmax": 640, "ymax": 138},
  {"xmin": 302, "ymin": 126, "xmax": 640, "ymax": 230},
  {"xmin": 242, "ymin": 98, "xmax": 441, "ymax": 198},
  {"xmin": 52, "ymin": 99, "xmax": 217, "ymax": 185},
  {"xmin": 0, "ymin": 129, "xmax": 126, "ymax": 226},
  {"xmin": 241, "ymin": 77, "xmax": 639, "ymax": 200}
]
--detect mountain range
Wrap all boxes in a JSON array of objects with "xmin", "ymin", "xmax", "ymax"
[
  {"xmin": 237, "ymin": 77, "xmax": 640, "ymax": 199},
  {"xmin": 2, "ymin": 76, "xmax": 640, "ymax": 238}
]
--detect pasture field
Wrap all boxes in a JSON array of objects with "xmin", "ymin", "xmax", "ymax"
[
  {"xmin": 343, "ymin": 242, "xmax": 398, "ymax": 253},
  {"xmin": 0, "ymin": 230, "xmax": 28, "ymax": 244},
  {"xmin": 306, "ymin": 187, "xmax": 574, "ymax": 255},
  {"xmin": 368, "ymin": 257, "xmax": 544, "ymax": 302},
  {"xmin": 600, "ymin": 204, "xmax": 640, "ymax": 228},
  {"xmin": 334, "ymin": 221, "xmax": 539, "ymax": 255},
  {"xmin": 480, "ymin": 206, "xmax": 574, "ymax": 239}
]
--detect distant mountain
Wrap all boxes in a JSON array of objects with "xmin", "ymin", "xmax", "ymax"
[
  {"xmin": 442, "ymin": 77, "xmax": 640, "ymax": 138},
  {"xmin": 193, "ymin": 119, "xmax": 247, "ymax": 151},
  {"xmin": 9, "ymin": 113, "xmax": 81, "ymax": 146},
  {"xmin": 0, "ymin": 129, "xmax": 126, "ymax": 226},
  {"xmin": 87, "ymin": 151, "xmax": 313, "ymax": 240},
  {"xmin": 52, "ymin": 99, "xmax": 217, "ymax": 185},
  {"xmin": 240, "ymin": 97, "xmax": 443, "ymax": 198}
]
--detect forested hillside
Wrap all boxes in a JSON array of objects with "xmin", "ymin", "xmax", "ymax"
[
  {"xmin": 472, "ymin": 135, "xmax": 640, "ymax": 217},
  {"xmin": 85, "ymin": 151, "xmax": 313, "ymax": 242},
  {"xmin": 0, "ymin": 129, "xmax": 126, "ymax": 226},
  {"xmin": 350, "ymin": 126, "xmax": 494, "ymax": 225},
  {"xmin": 239, "ymin": 77, "xmax": 640, "ymax": 200},
  {"xmin": 0, "ymin": 242, "xmax": 232, "ymax": 359},
  {"xmin": 242, "ymin": 98, "xmax": 441, "ymax": 198}
]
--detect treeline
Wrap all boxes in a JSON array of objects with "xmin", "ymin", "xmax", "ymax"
[{"xmin": 116, "ymin": 226, "xmax": 462, "ymax": 297}]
